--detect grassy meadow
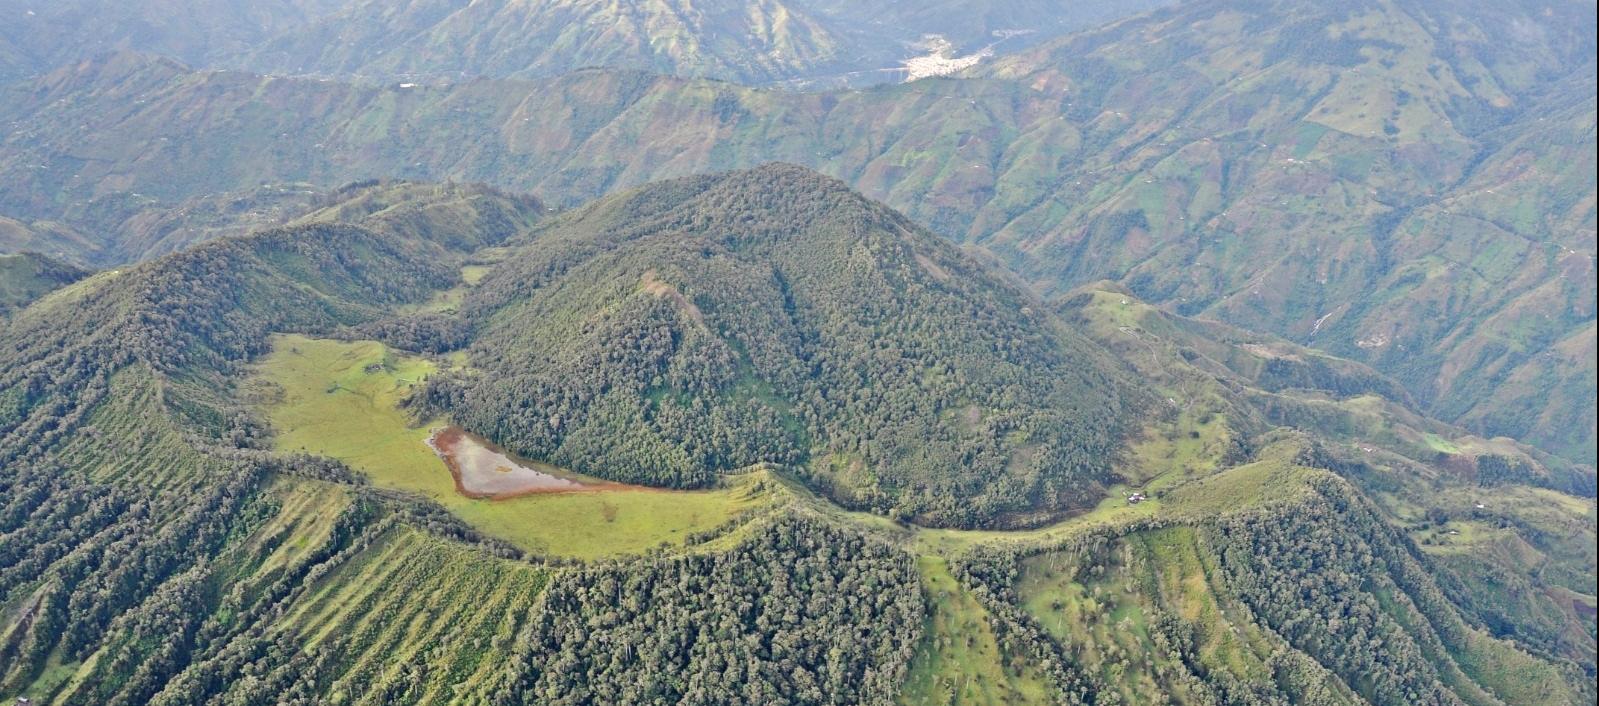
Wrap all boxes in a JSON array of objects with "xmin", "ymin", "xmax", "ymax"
[
  {"xmin": 252, "ymin": 334, "xmax": 766, "ymax": 560},
  {"xmin": 899, "ymin": 556, "xmax": 1053, "ymax": 706}
]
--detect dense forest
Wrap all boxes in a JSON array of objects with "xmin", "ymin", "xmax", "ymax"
[
  {"xmin": 0, "ymin": 450, "xmax": 923, "ymax": 704},
  {"xmin": 497, "ymin": 515, "xmax": 924, "ymax": 705},
  {"xmin": 408, "ymin": 165, "xmax": 1134, "ymax": 528}
]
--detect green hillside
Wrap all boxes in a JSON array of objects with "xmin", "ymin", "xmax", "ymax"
[
  {"xmin": 1057, "ymin": 282, "xmax": 1598, "ymax": 672},
  {"xmin": 1, "ymin": 0, "xmax": 1590, "ymax": 463},
  {"xmin": 251, "ymin": 333, "xmax": 769, "ymax": 559},
  {"xmin": 0, "ymin": 252, "xmax": 87, "ymax": 317},
  {"xmin": 0, "ymin": 174, "xmax": 1592, "ymax": 703},
  {"xmin": 957, "ymin": 465, "xmax": 1589, "ymax": 706}
]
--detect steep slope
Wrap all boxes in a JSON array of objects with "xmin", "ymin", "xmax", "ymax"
[
  {"xmin": 417, "ymin": 165, "xmax": 1135, "ymax": 527},
  {"xmin": 0, "ymin": 252, "xmax": 88, "ymax": 317},
  {"xmin": 1058, "ymin": 282, "xmax": 1597, "ymax": 672},
  {"xmin": 2, "ymin": 0, "xmax": 1590, "ymax": 463}
]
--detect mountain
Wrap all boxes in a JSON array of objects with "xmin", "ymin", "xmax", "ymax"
[
  {"xmin": 0, "ymin": 215, "xmax": 97, "ymax": 263},
  {"xmin": 1, "ymin": 0, "xmax": 1591, "ymax": 464},
  {"xmin": 1, "ymin": 174, "xmax": 1590, "ymax": 704},
  {"xmin": 413, "ymin": 164, "xmax": 1133, "ymax": 527},
  {"xmin": 1032, "ymin": 281, "xmax": 1598, "ymax": 695},
  {"xmin": 0, "ymin": 0, "xmax": 1594, "ymax": 702},
  {"xmin": 979, "ymin": 0, "xmax": 1598, "ymax": 465}
]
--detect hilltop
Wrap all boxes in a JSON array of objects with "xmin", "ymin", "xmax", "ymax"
[{"xmin": 416, "ymin": 165, "xmax": 1135, "ymax": 527}]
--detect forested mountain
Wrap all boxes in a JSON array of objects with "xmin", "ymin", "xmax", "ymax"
[
  {"xmin": 1, "ymin": 0, "xmax": 1591, "ymax": 463},
  {"xmin": 0, "ymin": 172, "xmax": 1592, "ymax": 704},
  {"xmin": 413, "ymin": 165, "xmax": 1133, "ymax": 527}
]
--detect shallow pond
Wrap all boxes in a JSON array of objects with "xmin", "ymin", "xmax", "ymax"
[{"xmin": 427, "ymin": 426, "xmax": 620, "ymax": 498}]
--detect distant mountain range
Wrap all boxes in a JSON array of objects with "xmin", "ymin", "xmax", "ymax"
[
  {"xmin": 0, "ymin": 0, "xmax": 345, "ymax": 82},
  {"xmin": 0, "ymin": 0, "xmax": 1170, "ymax": 86}
]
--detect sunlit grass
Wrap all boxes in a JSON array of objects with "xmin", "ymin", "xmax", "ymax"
[{"xmin": 253, "ymin": 334, "xmax": 766, "ymax": 559}]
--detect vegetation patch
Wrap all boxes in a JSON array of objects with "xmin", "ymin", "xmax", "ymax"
[
  {"xmin": 899, "ymin": 556, "xmax": 1052, "ymax": 705},
  {"xmin": 252, "ymin": 334, "xmax": 765, "ymax": 559}
]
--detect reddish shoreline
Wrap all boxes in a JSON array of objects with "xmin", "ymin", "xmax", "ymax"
[{"xmin": 425, "ymin": 426, "xmax": 639, "ymax": 500}]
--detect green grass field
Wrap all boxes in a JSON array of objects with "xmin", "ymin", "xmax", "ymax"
[
  {"xmin": 1016, "ymin": 540, "xmax": 1167, "ymax": 702},
  {"xmin": 908, "ymin": 439, "xmax": 1320, "ymax": 558},
  {"xmin": 253, "ymin": 334, "xmax": 766, "ymax": 559},
  {"xmin": 899, "ymin": 556, "xmax": 1053, "ymax": 706}
]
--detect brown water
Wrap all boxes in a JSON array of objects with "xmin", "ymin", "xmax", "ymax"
[{"xmin": 426, "ymin": 427, "xmax": 618, "ymax": 499}]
